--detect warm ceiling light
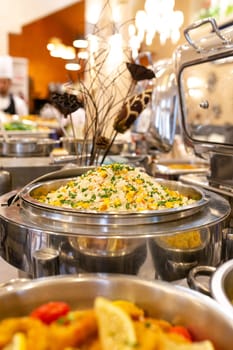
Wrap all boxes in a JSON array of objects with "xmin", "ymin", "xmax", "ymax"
[
  {"xmin": 73, "ymin": 38, "xmax": 88, "ymax": 49},
  {"xmin": 61, "ymin": 46, "xmax": 76, "ymax": 60},
  {"xmin": 48, "ymin": 38, "xmax": 76, "ymax": 60},
  {"xmin": 65, "ymin": 62, "xmax": 81, "ymax": 71},
  {"xmin": 50, "ymin": 43, "xmax": 65, "ymax": 57},
  {"xmin": 77, "ymin": 50, "xmax": 89, "ymax": 60},
  {"xmin": 47, "ymin": 37, "xmax": 62, "ymax": 51},
  {"xmin": 47, "ymin": 43, "xmax": 55, "ymax": 51}
]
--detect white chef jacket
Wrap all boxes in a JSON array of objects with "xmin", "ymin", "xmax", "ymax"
[{"xmin": 0, "ymin": 94, "xmax": 28, "ymax": 116}]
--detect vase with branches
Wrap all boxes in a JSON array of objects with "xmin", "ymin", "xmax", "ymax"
[{"xmin": 51, "ymin": 0, "xmax": 155, "ymax": 166}]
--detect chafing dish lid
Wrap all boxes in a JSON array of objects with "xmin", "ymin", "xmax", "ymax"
[{"xmin": 174, "ymin": 18, "xmax": 233, "ymax": 157}]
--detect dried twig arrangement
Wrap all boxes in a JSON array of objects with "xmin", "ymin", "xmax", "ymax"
[{"xmin": 51, "ymin": 0, "xmax": 155, "ymax": 166}]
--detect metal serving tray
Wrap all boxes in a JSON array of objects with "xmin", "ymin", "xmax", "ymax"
[
  {"xmin": 153, "ymin": 159, "xmax": 209, "ymax": 176},
  {"xmin": 0, "ymin": 137, "xmax": 59, "ymax": 157}
]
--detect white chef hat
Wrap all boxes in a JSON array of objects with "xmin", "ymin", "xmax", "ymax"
[{"xmin": 0, "ymin": 55, "xmax": 13, "ymax": 79}]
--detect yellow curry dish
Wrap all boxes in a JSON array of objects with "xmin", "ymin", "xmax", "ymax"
[{"xmin": 0, "ymin": 297, "xmax": 215, "ymax": 350}]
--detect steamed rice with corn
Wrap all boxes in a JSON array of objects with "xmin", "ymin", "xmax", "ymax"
[{"xmin": 37, "ymin": 163, "xmax": 196, "ymax": 212}]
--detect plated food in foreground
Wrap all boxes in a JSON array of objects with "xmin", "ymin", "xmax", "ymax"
[
  {"xmin": 35, "ymin": 163, "xmax": 197, "ymax": 212},
  {"xmin": 0, "ymin": 297, "xmax": 214, "ymax": 350}
]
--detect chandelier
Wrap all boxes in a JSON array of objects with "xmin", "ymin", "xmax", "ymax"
[{"xmin": 129, "ymin": 0, "xmax": 184, "ymax": 56}]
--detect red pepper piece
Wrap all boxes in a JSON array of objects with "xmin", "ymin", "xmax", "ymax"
[
  {"xmin": 169, "ymin": 325, "xmax": 193, "ymax": 342},
  {"xmin": 30, "ymin": 301, "xmax": 70, "ymax": 325}
]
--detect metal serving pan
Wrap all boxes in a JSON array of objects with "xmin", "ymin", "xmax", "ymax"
[
  {"xmin": 0, "ymin": 274, "xmax": 233, "ymax": 349},
  {"xmin": 61, "ymin": 137, "xmax": 125, "ymax": 156},
  {"xmin": 0, "ymin": 137, "xmax": 59, "ymax": 157},
  {"xmin": 19, "ymin": 177, "xmax": 208, "ymax": 227},
  {"xmin": 149, "ymin": 159, "xmax": 209, "ymax": 180},
  {"xmin": 154, "ymin": 159, "xmax": 209, "ymax": 175}
]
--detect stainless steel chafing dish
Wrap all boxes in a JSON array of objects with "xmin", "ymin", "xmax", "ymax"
[
  {"xmin": 0, "ymin": 165, "xmax": 230, "ymax": 281},
  {"xmin": 61, "ymin": 137, "xmax": 126, "ymax": 156},
  {"xmin": 0, "ymin": 137, "xmax": 59, "ymax": 157},
  {"xmin": 173, "ymin": 18, "xmax": 233, "ymax": 226}
]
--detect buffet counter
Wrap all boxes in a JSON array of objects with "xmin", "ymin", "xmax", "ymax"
[{"xmin": 0, "ymin": 156, "xmax": 63, "ymax": 190}]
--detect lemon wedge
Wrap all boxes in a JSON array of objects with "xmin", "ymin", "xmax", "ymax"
[
  {"xmin": 179, "ymin": 340, "xmax": 214, "ymax": 349},
  {"xmin": 3, "ymin": 332, "xmax": 27, "ymax": 350},
  {"xmin": 94, "ymin": 296, "xmax": 137, "ymax": 350},
  {"xmin": 165, "ymin": 339, "xmax": 215, "ymax": 350}
]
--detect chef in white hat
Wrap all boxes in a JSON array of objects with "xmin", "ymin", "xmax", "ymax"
[{"xmin": 0, "ymin": 55, "xmax": 28, "ymax": 115}]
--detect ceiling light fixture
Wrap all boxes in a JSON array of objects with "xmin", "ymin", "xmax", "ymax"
[
  {"xmin": 46, "ymin": 37, "xmax": 62, "ymax": 51},
  {"xmin": 60, "ymin": 46, "xmax": 76, "ymax": 60},
  {"xmin": 129, "ymin": 0, "xmax": 184, "ymax": 56},
  {"xmin": 47, "ymin": 37, "xmax": 76, "ymax": 60},
  {"xmin": 73, "ymin": 37, "xmax": 88, "ymax": 49},
  {"xmin": 77, "ymin": 50, "xmax": 89, "ymax": 60},
  {"xmin": 65, "ymin": 61, "xmax": 81, "ymax": 71}
]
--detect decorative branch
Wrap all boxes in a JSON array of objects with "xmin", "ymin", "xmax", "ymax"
[{"xmin": 50, "ymin": 0, "xmax": 155, "ymax": 166}]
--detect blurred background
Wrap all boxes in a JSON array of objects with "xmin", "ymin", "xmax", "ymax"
[{"xmin": 1, "ymin": 0, "xmax": 232, "ymax": 114}]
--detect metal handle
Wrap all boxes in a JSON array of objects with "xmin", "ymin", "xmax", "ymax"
[
  {"xmin": 10, "ymin": 166, "xmax": 91, "ymax": 206},
  {"xmin": 184, "ymin": 17, "xmax": 229, "ymax": 51},
  {"xmin": 187, "ymin": 265, "xmax": 216, "ymax": 296},
  {"xmin": 167, "ymin": 259, "xmax": 198, "ymax": 273},
  {"xmin": 222, "ymin": 228, "xmax": 233, "ymax": 261}
]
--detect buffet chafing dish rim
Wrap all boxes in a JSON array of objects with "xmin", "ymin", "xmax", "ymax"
[
  {"xmin": 0, "ymin": 187, "xmax": 229, "ymax": 238},
  {"xmin": 19, "ymin": 177, "xmax": 209, "ymax": 226}
]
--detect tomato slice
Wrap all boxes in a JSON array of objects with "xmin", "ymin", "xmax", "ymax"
[
  {"xmin": 30, "ymin": 301, "xmax": 70, "ymax": 324},
  {"xmin": 169, "ymin": 325, "xmax": 193, "ymax": 342}
]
